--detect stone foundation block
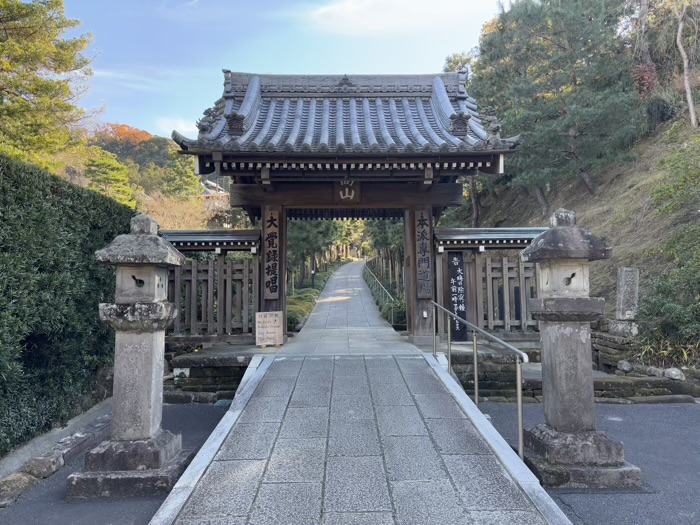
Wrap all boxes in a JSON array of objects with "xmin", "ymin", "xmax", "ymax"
[
  {"xmin": 609, "ymin": 320, "xmax": 639, "ymax": 338},
  {"xmin": 66, "ymin": 449, "xmax": 193, "ymax": 499},
  {"xmin": 408, "ymin": 335, "xmax": 434, "ymax": 345},
  {"xmin": 526, "ymin": 454, "xmax": 641, "ymax": 489},
  {"xmin": 20, "ymin": 449, "xmax": 65, "ymax": 479},
  {"xmin": 84, "ymin": 430, "xmax": 181, "ymax": 472},
  {"xmin": 0, "ymin": 472, "xmax": 38, "ymax": 508},
  {"xmin": 524, "ymin": 424, "xmax": 624, "ymax": 466}
]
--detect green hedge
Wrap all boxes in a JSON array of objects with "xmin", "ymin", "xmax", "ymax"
[{"xmin": 0, "ymin": 155, "xmax": 134, "ymax": 455}]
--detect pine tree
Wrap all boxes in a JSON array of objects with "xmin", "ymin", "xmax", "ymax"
[
  {"xmin": 0, "ymin": 0, "xmax": 91, "ymax": 169},
  {"xmin": 470, "ymin": 0, "xmax": 644, "ymax": 207},
  {"xmin": 85, "ymin": 151, "xmax": 137, "ymax": 209}
]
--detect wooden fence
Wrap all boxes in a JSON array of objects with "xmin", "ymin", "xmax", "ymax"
[
  {"xmin": 167, "ymin": 256, "xmax": 258, "ymax": 337},
  {"xmin": 478, "ymin": 256, "xmax": 538, "ymax": 331}
]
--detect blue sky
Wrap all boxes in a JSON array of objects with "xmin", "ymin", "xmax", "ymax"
[{"xmin": 65, "ymin": 0, "xmax": 500, "ymax": 138}]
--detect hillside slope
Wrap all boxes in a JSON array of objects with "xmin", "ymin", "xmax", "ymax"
[{"xmin": 470, "ymin": 121, "xmax": 698, "ymax": 314}]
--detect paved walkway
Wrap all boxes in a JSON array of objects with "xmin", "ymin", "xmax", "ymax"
[
  {"xmin": 153, "ymin": 262, "xmax": 568, "ymax": 525},
  {"xmin": 284, "ymin": 261, "xmax": 418, "ymax": 355}
]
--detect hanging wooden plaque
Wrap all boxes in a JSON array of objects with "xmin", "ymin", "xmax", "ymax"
[
  {"xmin": 415, "ymin": 210, "xmax": 433, "ymax": 299},
  {"xmin": 263, "ymin": 210, "xmax": 280, "ymax": 300}
]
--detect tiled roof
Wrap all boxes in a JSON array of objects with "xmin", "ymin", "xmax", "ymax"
[
  {"xmin": 161, "ymin": 229, "xmax": 260, "ymax": 251},
  {"xmin": 173, "ymin": 71, "xmax": 520, "ymax": 156},
  {"xmin": 435, "ymin": 228, "xmax": 548, "ymax": 248}
]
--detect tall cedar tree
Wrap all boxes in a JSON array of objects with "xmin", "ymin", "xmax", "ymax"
[
  {"xmin": 471, "ymin": 0, "xmax": 644, "ymax": 204},
  {"xmin": 0, "ymin": 0, "xmax": 90, "ymax": 169},
  {"xmin": 287, "ymin": 221, "xmax": 340, "ymax": 284}
]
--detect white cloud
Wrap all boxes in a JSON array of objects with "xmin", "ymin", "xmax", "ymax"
[
  {"xmin": 92, "ymin": 69, "xmax": 170, "ymax": 92},
  {"xmin": 157, "ymin": 117, "xmax": 199, "ymax": 137},
  {"xmin": 307, "ymin": 0, "xmax": 498, "ymax": 36}
]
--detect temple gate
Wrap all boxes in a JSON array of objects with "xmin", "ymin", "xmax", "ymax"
[{"xmin": 173, "ymin": 71, "xmax": 520, "ymax": 340}]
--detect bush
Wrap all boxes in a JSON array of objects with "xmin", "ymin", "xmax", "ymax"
[
  {"xmin": 380, "ymin": 298, "xmax": 407, "ymax": 327},
  {"xmin": 0, "ymin": 155, "xmax": 134, "ymax": 455},
  {"xmin": 639, "ymin": 227, "xmax": 700, "ymax": 345},
  {"xmin": 638, "ymin": 131, "xmax": 700, "ymax": 357}
]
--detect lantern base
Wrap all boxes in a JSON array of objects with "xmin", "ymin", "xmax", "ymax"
[
  {"xmin": 66, "ymin": 430, "xmax": 192, "ymax": 499},
  {"xmin": 524, "ymin": 424, "xmax": 641, "ymax": 489}
]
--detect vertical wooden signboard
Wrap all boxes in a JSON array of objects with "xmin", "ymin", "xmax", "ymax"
[
  {"xmin": 263, "ymin": 210, "xmax": 280, "ymax": 300},
  {"xmin": 415, "ymin": 210, "xmax": 433, "ymax": 299},
  {"xmin": 448, "ymin": 252, "xmax": 468, "ymax": 341}
]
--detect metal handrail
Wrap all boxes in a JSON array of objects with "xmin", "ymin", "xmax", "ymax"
[
  {"xmin": 363, "ymin": 264, "xmax": 396, "ymax": 326},
  {"xmin": 431, "ymin": 301, "xmax": 528, "ymax": 460}
]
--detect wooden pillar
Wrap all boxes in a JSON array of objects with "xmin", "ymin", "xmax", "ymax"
[
  {"xmin": 261, "ymin": 206, "xmax": 287, "ymax": 329},
  {"xmin": 406, "ymin": 206, "xmax": 435, "ymax": 342},
  {"xmin": 403, "ymin": 210, "xmax": 414, "ymax": 333}
]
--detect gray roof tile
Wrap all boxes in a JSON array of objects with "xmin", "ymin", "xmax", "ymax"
[{"xmin": 173, "ymin": 71, "xmax": 519, "ymax": 155}]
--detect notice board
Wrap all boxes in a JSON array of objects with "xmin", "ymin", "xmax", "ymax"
[
  {"xmin": 448, "ymin": 252, "xmax": 468, "ymax": 342},
  {"xmin": 256, "ymin": 311, "xmax": 284, "ymax": 347}
]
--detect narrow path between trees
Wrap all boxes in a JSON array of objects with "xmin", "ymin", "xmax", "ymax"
[{"xmin": 283, "ymin": 261, "xmax": 418, "ymax": 355}]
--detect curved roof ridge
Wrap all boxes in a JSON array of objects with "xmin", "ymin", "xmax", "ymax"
[
  {"xmin": 431, "ymin": 76, "xmax": 457, "ymax": 131},
  {"xmin": 224, "ymin": 75, "xmax": 261, "ymax": 134},
  {"xmin": 171, "ymin": 70, "xmax": 521, "ymax": 155}
]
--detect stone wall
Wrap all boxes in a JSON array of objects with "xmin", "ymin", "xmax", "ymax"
[
  {"xmin": 163, "ymin": 351, "xmax": 251, "ymax": 403},
  {"xmin": 453, "ymin": 349, "xmax": 700, "ymax": 402},
  {"xmin": 591, "ymin": 331, "xmax": 639, "ymax": 373},
  {"xmin": 451, "ymin": 351, "xmax": 528, "ymax": 401}
]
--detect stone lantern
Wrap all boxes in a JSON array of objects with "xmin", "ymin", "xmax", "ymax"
[
  {"xmin": 67, "ymin": 215, "xmax": 189, "ymax": 499},
  {"xmin": 521, "ymin": 209, "xmax": 640, "ymax": 488}
]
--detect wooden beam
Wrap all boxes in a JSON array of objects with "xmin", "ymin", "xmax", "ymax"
[{"xmin": 230, "ymin": 183, "xmax": 464, "ymax": 208}]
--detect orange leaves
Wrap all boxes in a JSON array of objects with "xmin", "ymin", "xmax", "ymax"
[{"xmin": 95, "ymin": 123, "xmax": 152, "ymax": 145}]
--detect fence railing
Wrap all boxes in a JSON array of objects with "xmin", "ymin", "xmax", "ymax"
[
  {"xmin": 431, "ymin": 301, "xmax": 528, "ymax": 460},
  {"xmin": 167, "ymin": 256, "xmax": 257, "ymax": 336},
  {"xmin": 480, "ymin": 256, "xmax": 538, "ymax": 331},
  {"xmin": 363, "ymin": 262, "xmax": 396, "ymax": 326}
]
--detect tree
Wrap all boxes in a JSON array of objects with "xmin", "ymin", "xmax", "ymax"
[
  {"xmin": 626, "ymin": 0, "xmax": 699, "ymax": 124},
  {"xmin": 443, "ymin": 50, "xmax": 476, "ymax": 74},
  {"xmin": 85, "ymin": 150, "xmax": 137, "ymax": 209},
  {"xmin": 0, "ymin": 0, "xmax": 91, "ymax": 169},
  {"xmin": 671, "ymin": 0, "xmax": 698, "ymax": 127},
  {"xmin": 93, "ymin": 123, "xmax": 153, "ymax": 159},
  {"xmin": 365, "ymin": 219, "xmax": 404, "ymax": 291},
  {"xmin": 94, "ymin": 126, "xmax": 201, "ymax": 197},
  {"xmin": 287, "ymin": 221, "xmax": 340, "ymax": 285},
  {"xmin": 470, "ymin": 0, "xmax": 644, "ymax": 206}
]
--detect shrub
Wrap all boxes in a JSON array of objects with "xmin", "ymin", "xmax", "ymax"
[
  {"xmin": 0, "ymin": 155, "xmax": 133, "ymax": 455},
  {"xmin": 638, "ymin": 131, "xmax": 700, "ymax": 355},
  {"xmin": 639, "ymin": 228, "xmax": 700, "ymax": 345}
]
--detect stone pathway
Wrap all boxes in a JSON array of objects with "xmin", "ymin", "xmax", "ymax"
[
  {"xmin": 173, "ymin": 356, "xmax": 550, "ymax": 525},
  {"xmin": 283, "ymin": 261, "xmax": 418, "ymax": 355},
  {"xmin": 156, "ymin": 262, "xmax": 568, "ymax": 525}
]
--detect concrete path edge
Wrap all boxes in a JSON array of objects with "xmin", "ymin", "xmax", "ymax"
[
  {"xmin": 424, "ymin": 354, "xmax": 572, "ymax": 525},
  {"xmin": 148, "ymin": 355, "xmax": 274, "ymax": 525}
]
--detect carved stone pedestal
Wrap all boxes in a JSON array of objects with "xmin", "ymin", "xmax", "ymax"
[
  {"xmin": 524, "ymin": 425, "xmax": 641, "ymax": 489},
  {"xmin": 66, "ymin": 431, "xmax": 193, "ymax": 499}
]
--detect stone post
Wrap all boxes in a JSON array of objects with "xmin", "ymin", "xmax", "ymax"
[
  {"xmin": 609, "ymin": 267, "xmax": 640, "ymax": 337},
  {"xmin": 521, "ymin": 209, "xmax": 640, "ymax": 489},
  {"xmin": 67, "ymin": 215, "xmax": 190, "ymax": 499}
]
